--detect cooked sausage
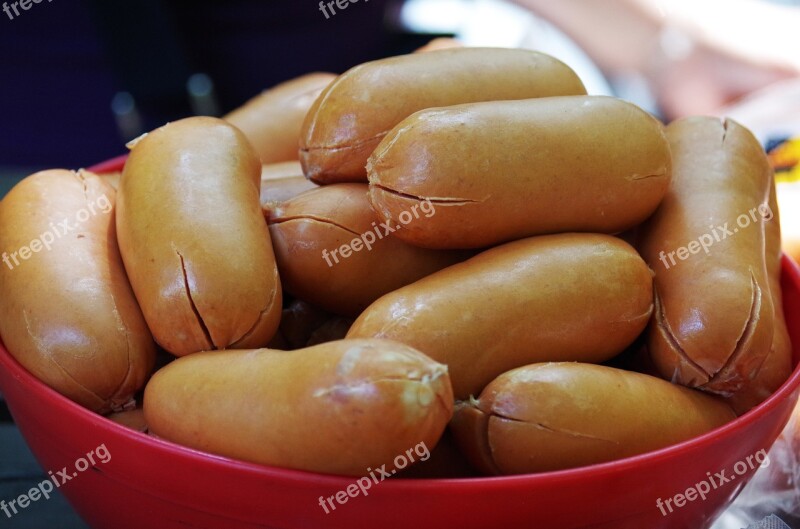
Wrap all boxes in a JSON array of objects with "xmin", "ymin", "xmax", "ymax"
[
  {"xmin": 266, "ymin": 183, "xmax": 466, "ymax": 316},
  {"xmin": 347, "ymin": 233, "xmax": 653, "ymax": 398},
  {"xmin": 259, "ymin": 161, "xmax": 318, "ymax": 207},
  {"xmin": 367, "ymin": 96, "xmax": 671, "ymax": 249},
  {"xmin": 0, "ymin": 169, "xmax": 155, "ymax": 412},
  {"xmin": 117, "ymin": 117, "xmax": 282, "ymax": 356},
  {"xmin": 639, "ymin": 117, "xmax": 774, "ymax": 395},
  {"xmin": 143, "ymin": 339, "xmax": 454, "ymax": 476},
  {"xmin": 226, "ymin": 73, "xmax": 335, "ymax": 164},
  {"xmin": 300, "ymin": 48, "xmax": 586, "ymax": 183},
  {"xmin": 451, "ymin": 363, "xmax": 736, "ymax": 474},
  {"xmin": 727, "ymin": 174, "xmax": 792, "ymax": 413}
]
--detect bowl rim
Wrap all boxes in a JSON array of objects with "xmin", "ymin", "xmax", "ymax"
[
  {"xmin": 4, "ymin": 320, "xmax": 800, "ymax": 490},
  {"xmin": 0, "ymin": 155, "xmax": 797, "ymax": 491}
]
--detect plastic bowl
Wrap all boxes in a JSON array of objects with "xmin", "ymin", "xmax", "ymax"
[{"xmin": 2, "ymin": 158, "xmax": 800, "ymax": 529}]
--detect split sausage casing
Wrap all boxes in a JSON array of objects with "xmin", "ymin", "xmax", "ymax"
[
  {"xmin": 267, "ymin": 183, "xmax": 466, "ymax": 316},
  {"xmin": 368, "ymin": 96, "xmax": 671, "ymax": 249},
  {"xmin": 727, "ymin": 175, "xmax": 791, "ymax": 412},
  {"xmin": 451, "ymin": 363, "xmax": 736, "ymax": 474},
  {"xmin": 300, "ymin": 48, "xmax": 586, "ymax": 184},
  {"xmin": 639, "ymin": 117, "xmax": 774, "ymax": 395},
  {"xmin": 117, "ymin": 117, "xmax": 282, "ymax": 356}
]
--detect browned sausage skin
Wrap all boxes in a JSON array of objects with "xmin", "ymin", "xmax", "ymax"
[
  {"xmin": 367, "ymin": 96, "xmax": 671, "ymax": 249},
  {"xmin": 0, "ymin": 169, "xmax": 155, "ymax": 412},
  {"xmin": 348, "ymin": 233, "xmax": 653, "ymax": 399},
  {"xmin": 144, "ymin": 339, "xmax": 454, "ymax": 476},
  {"xmin": 300, "ymin": 48, "xmax": 587, "ymax": 184},
  {"xmin": 451, "ymin": 363, "xmax": 736, "ymax": 475},
  {"xmin": 640, "ymin": 117, "xmax": 774, "ymax": 396},
  {"xmin": 117, "ymin": 117, "xmax": 282, "ymax": 356}
]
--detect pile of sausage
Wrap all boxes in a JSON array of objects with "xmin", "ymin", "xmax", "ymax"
[{"xmin": 0, "ymin": 47, "xmax": 788, "ymax": 477}]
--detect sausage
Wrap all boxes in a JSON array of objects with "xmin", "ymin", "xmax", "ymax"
[
  {"xmin": 260, "ymin": 161, "xmax": 305, "ymax": 181},
  {"xmin": 108, "ymin": 407, "xmax": 148, "ymax": 432},
  {"xmin": 300, "ymin": 48, "xmax": 586, "ymax": 184},
  {"xmin": 143, "ymin": 339, "xmax": 454, "ymax": 476},
  {"xmin": 266, "ymin": 183, "xmax": 467, "ymax": 316},
  {"xmin": 259, "ymin": 161, "xmax": 317, "ymax": 207},
  {"xmin": 639, "ymin": 117, "xmax": 774, "ymax": 395},
  {"xmin": 367, "ymin": 96, "xmax": 671, "ymax": 249},
  {"xmin": 727, "ymin": 174, "xmax": 792, "ymax": 413},
  {"xmin": 347, "ymin": 233, "xmax": 654, "ymax": 399},
  {"xmin": 99, "ymin": 171, "xmax": 121, "ymax": 190},
  {"xmin": 117, "ymin": 116, "xmax": 282, "ymax": 356},
  {"xmin": 0, "ymin": 169, "xmax": 155, "ymax": 412},
  {"xmin": 415, "ymin": 37, "xmax": 463, "ymax": 53},
  {"xmin": 450, "ymin": 363, "xmax": 736, "ymax": 475},
  {"xmin": 225, "ymin": 72, "xmax": 335, "ymax": 164}
]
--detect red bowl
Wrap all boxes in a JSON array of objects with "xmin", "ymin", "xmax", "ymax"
[{"xmin": 2, "ymin": 158, "xmax": 800, "ymax": 529}]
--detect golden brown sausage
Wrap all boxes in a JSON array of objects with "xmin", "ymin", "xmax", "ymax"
[
  {"xmin": 639, "ymin": 117, "xmax": 774, "ymax": 395},
  {"xmin": 727, "ymin": 174, "xmax": 792, "ymax": 413},
  {"xmin": 367, "ymin": 96, "xmax": 671, "ymax": 249},
  {"xmin": 300, "ymin": 48, "xmax": 586, "ymax": 184},
  {"xmin": 451, "ymin": 363, "xmax": 736, "ymax": 475},
  {"xmin": 0, "ymin": 169, "xmax": 155, "ymax": 412},
  {"xmin": 99, "ymin": 171, "xmax": 121, "ymax": 190},
  {"xmin": 347, "ymin": 233, "xmax": 653, "ymax": 399},
  {"xmin": 415, "ymin": 38, "xmax": 463, "ymax": 53},
  {"xmin": 225, "ymin": 73, "xmax": 335, "ymax": 164},
  {"xmin": 266, "ymin": 183, "xmax": 466, "ymax": 316},
  {"xmin": 259, "ymin": 161, "xmax": 317, "ymax": 207},
  {"xmin": 143, "ymin": 339, "xmax": 454, "ymax": 476},
  {"xmin": 260, "ymin": 161, "xmax": 305, "ymax": 181},
  {"xmin": 117, "ymin": 117, "xmax": 282, "ymax": 356}
]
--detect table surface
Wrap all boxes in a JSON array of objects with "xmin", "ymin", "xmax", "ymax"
[{"xmin": 0, "ymin": 395, "xmax": 88, "ymax": 529}]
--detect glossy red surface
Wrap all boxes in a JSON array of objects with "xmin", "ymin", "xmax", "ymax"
[{"xmin": 1, "ymin": 157, "xmax": 799, "ymax": 529}]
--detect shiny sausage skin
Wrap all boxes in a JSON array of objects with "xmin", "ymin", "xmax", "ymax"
[
  {"xmin": 117, "ymin": 117, "xmax": 282, "ymax": 356},
  {"xmin": 451, "ymin": 363, "xmax": 736, "ymax": 474},
  {"xmin": 348, "ymin": 233, "xmax": 654, "ymax": 399},
  {"xmin": 0, "ymin": 169, "xmax": 155, "ymax": 412},
  {"xmin": 266, "ymin": 183, "xmax": 467, "ymax": 316},
  {"xmin": 639, "ymin": 117, "xmax": 774, "ymax": 395},
  {"xmin": 368, "ymin": 96, "xmax": 671, "ymax": 249},
  {"xmin": 143, "ymin": 339, "xmax": 454, "ymax": 475},
  {"xmin": 300, "ymin": 48, "xmax": 586, "ymax": 184}
]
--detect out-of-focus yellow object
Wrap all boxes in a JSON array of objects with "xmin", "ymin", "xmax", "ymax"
[
  {"xmin": 770, "ymin": 138, "xmax": 800, "ymax": 182},
  {"xmin": 770, "ymin": 138, "xmax": 800, "ymax": 262}
]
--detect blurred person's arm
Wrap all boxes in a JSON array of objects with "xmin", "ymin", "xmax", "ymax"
[{"xmin": 511, "ymin": 0, "xmax": 800, "ymax": 117}]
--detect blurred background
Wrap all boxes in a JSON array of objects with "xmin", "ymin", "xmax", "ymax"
[
  {"xmin": 1, "ymin": 0, "xmax": 799, "ymax": 527},
  {"xmin": 2, "ymin": 0, "xmax": 798, "ymax": 186}
]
